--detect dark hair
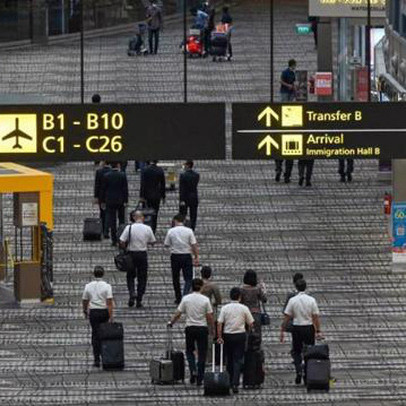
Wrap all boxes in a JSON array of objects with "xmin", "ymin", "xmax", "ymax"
[
  {"xmin": 152, "ymin": 160, "xmax": 158, "ymax": 164},
  {"xmin": 230, "ymin": 287, "xmax": 241, "ymax": 301},
  {"xmin": 173, "ymin": 213, "xmax": 185, "ymax": 223},
  {"xmin": 293, "ymin": 273, "xmax": 303, "ymax": 284},
  {"xmin": 201, "ymin": 266, "xmax": 212, "ymax": 279},
  {"xmin": 243, "ymin": 269, "xmax": 257, "ymax": 287},
  {"xmin": 92, "ymin": 94, "xmax": 101, "ymax": 103},
  {"xmin": 190, "ymin": 7, "xmax": 197, "ymax": 15},
  {"xmin": 223, "ymin": 6, "xmax": 229, "ymax": 13},
  {"xmin": 192, "ymin": 278, "xmax": 204, "ymax": 292},
  {"xmin": 110, "ymin": 161, "xmax": 120, "ymax": 169},
  {"xmin": 185, "ymin": 160, "xmax": 194, "ymax": 168},
  {"xmin": 94, "ymin": 266, "xmax": 104, "ymax": 278},
  {"xmin": 288, "ymin": 59, "xmax": 296, "ymax": 67},
  {"xmin": 295, "ymin": 279, "xmax": 306, "ymax": 292}
]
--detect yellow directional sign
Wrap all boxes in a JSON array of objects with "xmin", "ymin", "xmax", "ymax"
[
  {"xmin": 258, "ymin": 135, "xmax": 279, "ymax": 156},
  {"xmin": 257, "ymin": 106, "xmax": 279, "ymax": 127},
  {"xmin": 0, "ymin": 114, "xmax": 37, "ymax": 153}
]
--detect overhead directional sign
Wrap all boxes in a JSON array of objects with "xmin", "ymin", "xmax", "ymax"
[
  {"xmin": 232, "ymin": 103, "xmax": 406, "ymax": 160},
  {"xmin": 309, "ymin": 0, "xmax": 386, "ymax": 18},
  {"xmin": 0, "ymin": 104, "xmax": 225, "ymax": 161}
]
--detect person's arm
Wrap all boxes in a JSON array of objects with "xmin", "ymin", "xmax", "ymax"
[
  {"xmin": 280, "ymin": 313, "xmax": 292, "ymax": 343},
  {"xmin": 164, "ymin": 231, "xmax": 171, "ymax": 248},
  {"xmin": 206, "ymin": 312, "xmax": 215, "ymax": 337},
  {"xmin": 245, "ymin": 308, "xmax": 255, "ymax": 331},
  {"xmin": 213, "ymin": 285, "xmax": 222, "ymax": 306},
  {"xmin": 148, "ymin": 228, "xmax": 157, "ymax": 246},
  {"xmin": 280, "ymin": 71, "xmax": 293, "ymax": 90},
  {"xmin": 82, "ymin": 299, "xmax": 89, "ymax": 318},
  {"xmin": 259, "ymin": 286, "xmax": 267, "ymax": 303},
  {"xmin": 217, "ymin": 322, "xmax": 224, "ymax": 344},
  {"xmin": 312, "ymin": 314, "xmax": 322, "ymax": 338},
  {"xmin": 191, "ymin": 243, "xmax": 199, "ymax": 267},
  {"xmin": 168, "ymin": 310, "xmax": 182, "ymax": 326},
  {"xmin": 119, "ymin": 225, "xmax": 129, "ymax": 249},
  {"xmin": 160, "ymin": 169, "xmax": 166, "ymax": 201},
  {"xmin": 107, "ymin": 298, "xmax": 113, "ymax": 322}
]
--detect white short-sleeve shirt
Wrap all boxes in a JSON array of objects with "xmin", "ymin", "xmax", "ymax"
[
  {"xmin": 82, "ymin": 279, "xmax": 113, "ymax": 310},
  {"xmin": 284, "ymin": 292, "xmax": 320, "ymax": 326},
  {"xmin": 177, "ymin": 292, "xmax": 213, "ymax": 327},
  {"xmin": 218, "ymin": 302, "xmax": 254, "ymax": 334},
  {"xmin": 164, "ymin": 225, "xmax": 197, "ymax": 254},
  {"xmin": 120, "ymin": 223, "xmax": 156, "ymax": 251}
]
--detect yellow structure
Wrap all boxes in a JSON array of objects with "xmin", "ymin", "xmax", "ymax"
[{"xmin": 0, "ymin": 162, "xmax": 53, "ymax": 230}]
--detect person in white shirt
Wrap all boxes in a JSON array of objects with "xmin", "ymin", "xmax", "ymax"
[
  {"xmin": 164, "ymin": 214, "xmax": 199, "ymax": 304},
  {"xmin": 82, "ymin": 266, "xmax": 113, "ymax": 367},
  {"xmin": 280, "ymin": 278, "xmax": 323, "ymax": 385},
  {"xmin": 168, "ymin": 278, "xmax": 215, "ymax": 386},
  {"xmin": 120, "ymin": 210, "xmax": 156, "ymax": 309},
  {"xmin": 217, "ymin": 287, "xmax": 254, "ymax": 394}
]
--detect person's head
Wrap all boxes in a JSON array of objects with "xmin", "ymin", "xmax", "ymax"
[
  {"xmin": 293, "ymin": 273, "xmax": 303, "ymax": 284},
  {"xmin": 184, "ymin": 160, "xmax": 194, "ymax": 169},
  {"xmin": 151, "ymin": 0, "xmax": 157, "ymax": 5},
  {"xmin": 230, "ymin": 287, "xmax": 241, "ymax": 301},
  {"xmin": 288, "ymin": 59, "xmax": 296, "ymax": 70},
  {"xmin": 201, "ymin": 266, "xmax": 212, "ymax": 280},
  {"xmin": 130, "ymin": 210, "xmax": 144, "ymax": 223},
  {"xmin": 151, "ymin": 160, "xmax": 158, "ymax": 165},
  {"xmin": 192, "ymin": 278, "xmax": 204, "ymax": 292},
  {"xmin": 110, "ymin": 161, "xmax": 120, "ymax": 169},
  {"xmin": 190, "ymin": 7, "xmax": 197, "ymax": 16},
  {"xmin": 243, "ymin": 269, "xmax": 258, "ymax": 287},
  {"xmin": 173, "ymin": 213, "xmax": 185, "ymax": 226},
  {"xmin": 92, "ymin": 94, "xmax": 101, "ymax": 103},
  {"xmin": 295, "ymin": 278, "xmax": 307, "ymax": 292},
  {"xmin": 94, "ymin": 266, "xmax": 104, "ymax": 279},
  {"xmin": 223, "ymin": 6, "xmax": 229, "ymax": 13}
]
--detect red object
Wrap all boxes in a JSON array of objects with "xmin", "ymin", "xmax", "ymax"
[
  {"xmin": 315, "ymin": 72, "xmax": 333, "ymax": 96},
  {"xmin": 186, "ymin": 35, "xmax": 203, "ymax": 55},
  {"xmin": 384, "ymin": 192, "xmax": 392, "ymax": 215},
  {"xmin": 309, "ymin": 76, "xmax": 315, "ymax": 94},
  {"xmin": 356, "ymin": 67, "xmax": 369, "ymax": 102}
]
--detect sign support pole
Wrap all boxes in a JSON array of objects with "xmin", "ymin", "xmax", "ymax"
[
  {"xmin": 366, "ymin": 0, "xmax": 371, "ymax": 102},
  {"xmin": 80, "ymin": 0, "xmax": 84, "ymax": 105},
  {"xmin": 183, "ymin": 0, "xmax": 187, "ymax": 103},
  {"xmin": 270, "ymin": 0, "xmax": 274, "ymax": 102}
]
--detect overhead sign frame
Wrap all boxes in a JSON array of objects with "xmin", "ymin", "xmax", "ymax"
[{"xmin": 309, "ymin": 0, "xmax": 386, "ymax": 18}]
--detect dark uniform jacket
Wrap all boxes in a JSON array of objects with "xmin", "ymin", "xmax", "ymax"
[
  {"xmin": 140, "ymin": 164, "xmax": 166, "ymax": 201},
  {"xmin": 101, "ymin": 169, "xmax": 128, "ymax": 206},
  {"xmin": 179, "ymin": 169, "xmax": 200, "ymax": 204},
  {"xmin": 94, "ymin": 166, "xmax": 111, "ymax": 201}
]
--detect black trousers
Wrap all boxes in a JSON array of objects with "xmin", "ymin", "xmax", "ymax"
[
  {"xmin": 89, "ymin": 309, "xmax": 109, "ymax": 362},
  {"xmin": 179, "ymin": 201, "xmax": 198, "ymax": 231},
  {"xmin": 338, "ymin": 159, "xmax": 354, "ymax": 175},
  {"xmin": 146, "ymin": 199, "xmax": 160, "ymax": 234},
  {"xmin": 291, "ymin": 325, "xmax": 315, "ymax": 375},
  {"xmin": 126, "ymin": 251, "xmax": 148, "ymax": 303},
  {"xmin": 148, "ymin": 28, "xmax": 160, "ymax": 54},
  {"xmin": 99, "ymin": 204, "xmax": 108, "ymax": 237},
  {"xmin": 171, "ymin": 254, "xmax": 193, "ymax": 303},
  {"xmin": 185, "ymin": 326, "xmax": 208, "ymax": 382},
  {"xmin": 106, "ymin": 204, "xmax": 125, "ymax": 244},
  {"xmin": 298, "ymin": 159, "xmax": 314, "ymax": 182},
  {"xmin": 275, "ymin": 159, "xmax": 294, "ymax": 180},
  {"xmin": 224, "ymin": 332, "xmax": 246, "ymax": 387}
]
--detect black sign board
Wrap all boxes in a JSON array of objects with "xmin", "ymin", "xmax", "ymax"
[
  {"xmin": 0, "ymin": 104, "xmax": 225, "ymax": 161},
  {"xmin": 233, "ymin": 102, "xmax": 406, "ymax": 159}
]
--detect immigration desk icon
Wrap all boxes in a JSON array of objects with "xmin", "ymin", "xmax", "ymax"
[
  {"xmin": 282, "ymin": 134, "xmax": 303, "ymax": 156},
  {"xmin": 0, "ymin": 114, "xmax": 37, "ymax": 153}
]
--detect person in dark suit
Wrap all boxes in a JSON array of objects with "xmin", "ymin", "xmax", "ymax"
[
  {"xmin": 101, "ymin": 162, "xmax": 128, "ymax": 246},
  {"xmin": 94, "ymin": 161, "xmax": 111, "ymax": 239},
  {"xmin": 298, "ymin": 159, "xmax": 315, "ymax": 187},
  {"xmin": 179, "ymin": 160, "xmax": 200, "ymax": 231},
  {"xmin": 140, "ymin": 160, "xmax": 165, "ymax": 233}
]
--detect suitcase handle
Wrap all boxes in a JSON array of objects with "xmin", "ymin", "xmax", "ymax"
[
  {"xmin": 166, "ymin": 325, "xmax": 173, "ymax": 355},
  {"xmin": 211, "ymin": 342, "xmax": 224, "ymax": 373}
]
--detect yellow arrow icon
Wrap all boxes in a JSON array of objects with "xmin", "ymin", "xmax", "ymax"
[
  {"xmin": 258, "ymin": 135, "xmax": 279, "ymax": 156},
  {"xmin": 258, "ymin": 106, "xmax": 279, "ymax": 127}
]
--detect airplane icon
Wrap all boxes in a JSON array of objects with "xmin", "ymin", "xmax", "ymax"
[{"xmin": 1, "ymin": 118, "xmax": 33, "ymax": 149}]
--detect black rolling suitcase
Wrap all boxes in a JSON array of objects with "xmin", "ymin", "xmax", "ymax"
[
  {"xmin": 83, "ymin": 218, "xmax": 102, "ymax": 241},
  {"xmin": 166, "ymin": 326, "xmax": 185, "ymax": 382},
  {"xmin": 99, "ymin": 322, "xmax": 125, "ymax": 370},
  {"xmin": 243, "ymin": 349, "xmax": 265, "ymax": 389},
  {"xmin": 304, "ymin": 343, "xmax": 330, "ymax": 392},
  {"xmin": 204, "ymin": 343, "xmax": 230, "ymax": 396}
]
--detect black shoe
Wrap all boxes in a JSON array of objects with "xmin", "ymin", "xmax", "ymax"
[
  {"xmin": 232, "ymin": 386, "xmax": 239, "ymax": 394},
  {"xmin": 190, "ymin": 374, "xmax": 197, "ymax": 384},
  {"xmin": 284, "ymin": 177, "xmax": 291, "ymax": 184},
  {"xmin": 136, "ymin": 302, "xmax": 144, "ymax": 309},
  {"xmin": 306, "ymin": 181, "xmax": 312, "ymax": 187},
  {"xmin": 196, "ymin": 379, "xmax": 203, "ymax": 386},
  {"xmin": 295, "ymin": 374, "xmax": 302, "ymax": 385},
  {"xmin": 298, "ymin": 177, "xmax": 304, "ymax": 186},
  {"xmin": 103, "ymin": 234, "xmax": 110, "ymax": 239},
  {"xmin": 340, "ymin": 174, "xmax": 346, "ymax": 182},
  {"xmin": 93, "ymin": 360, "xmax": 100, "ymax": 368},
  {"xmin": 275, "ymin": 173, "xmax": 281, "ymax": 182},
  {"xmin": 128, "ymin": 298, "xmax": 135, "ymax": 307},
  {"xmin": 347, "ymin": 173, "xmax": 352, "ymax": 182}
]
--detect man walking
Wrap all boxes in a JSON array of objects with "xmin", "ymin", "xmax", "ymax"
[
  {"xmin": 82, "ymin": 266, "xmax": 113, "ymax": 368},
  {"xmin": 146, "ymin": 0, "xmax": 163, "ymax": 55},
  {"xmin": 140, "ymin": 160, "xmax": 166, "ymax": 234},
  {"xmin": 120, "ymin": 210, "xmax": 156, "ymax": 309},
  {"xmin": 101, "ymin": 162, "xmax": 128, "ymax": 246},
  {"xmin": 164, "ymin": 214, "xmax": 199, "ymax": 304},
  {"xmin": 298, "ymin": 159, "xmax": 315, "ymax": 187},
  {"xmin": 338, "ymin": 158, "xmax": 354, "ymax": 182},
  {"xmin": 94, "ymin": 161, "xmax": 111, "ymax": 239},
  {"xmin": 280, "ymin": 279, "xmax": 323, "ymax": 385},
  {"xmin": 217, "ymin": 287, "xmax": 254, "ymax": 394},
  {"xmin": 168, "ymin": 278, "xmax": 215, "ymax": 386},
  {"xmin": 179, "ymin": 160, "xmax": 200, "ymax": 231}
]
